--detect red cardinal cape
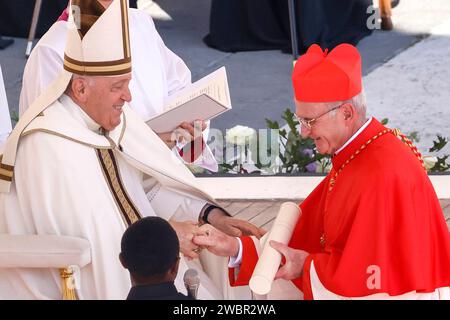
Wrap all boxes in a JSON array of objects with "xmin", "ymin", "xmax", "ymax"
[{"xmin": 230, "ymin": 118, "xmax": 450, "ymax": 299}]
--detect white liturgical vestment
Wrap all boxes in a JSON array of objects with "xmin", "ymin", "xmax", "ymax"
[
  {"xmin": 19, "ymin": 8, "xmax": 217, "ymax": 171},
  {"xmin": 0, "ymin": 95, "xmax": 223, "ymax": 299}
]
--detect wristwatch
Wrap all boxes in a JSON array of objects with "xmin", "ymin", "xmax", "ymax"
[{"xmin": 201, "ymin": 204, "xmax": 230, "ymax": 224}]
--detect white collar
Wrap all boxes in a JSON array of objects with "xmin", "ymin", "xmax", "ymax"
[
  {"xmin": 335, "ymin": 117, "xmax": 373, "ymax": 155},
  {"xmin": 59, "ymin": 94, "xmax": 102, "ymax": 133}
]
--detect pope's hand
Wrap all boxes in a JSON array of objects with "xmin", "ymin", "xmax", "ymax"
[
  {"xmin": 270, "ymin": 240, "xmax": 309, "ymax": 281},
  {"xmin": 207, "ymin": 208, "xmax": 266, "ymax": 239},
  {"xmin": 178, "ymin": 120, "xmax": 207, "ymax": 138},
  {"xmin": 157, "ymin": 129, "xmax": 190, "ymax": 149},
  {"xmin": 169, "ymin": 220, "xmax": 201, "ymax": 260},
  {"xmin": 157, "ymin": 120, "xmax": 206, "ymax": 150},
  {"xmin": 192, "ymin": 224, "xmax": 240, "ymax": 257}
]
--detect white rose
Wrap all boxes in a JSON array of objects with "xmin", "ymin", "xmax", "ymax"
[
  {"xmin": 422, "ymin": 155, "xmax": 438, "ymax": 171},
  {"xmin": 225, "ymin": 125, "xmax": 257, "ymax": 146}
]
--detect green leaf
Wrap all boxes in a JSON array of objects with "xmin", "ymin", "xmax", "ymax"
[
  {"xmin": 265, "ymin": 119, "xmax": 280, "ymax": 130},
  {"xmin": 10, "ymin": 110, "xmax": 19, "ymax": 125},
  {"xmin": 430, "ymin": 155, "xmax": 450, "ymax": 172},
  {"xmin": 429, "ymin": 136, "xmax": 448, "ymax": 152},
  {"xmin": 407, "ymin": 131, "xmax": 420, "ymax": 143}
]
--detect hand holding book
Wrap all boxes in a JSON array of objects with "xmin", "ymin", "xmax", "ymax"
[{"xmin": 146, "ymin": 67, "xmax": 232, "ymax": 133}]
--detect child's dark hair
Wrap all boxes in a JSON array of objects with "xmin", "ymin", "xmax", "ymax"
[{"xmin": 121, "ymin": 217, "xmax": 180, "ymax": 278}]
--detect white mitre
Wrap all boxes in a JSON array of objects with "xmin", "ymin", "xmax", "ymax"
[{"xmin": 0, "ymin": 0, "xmax": 132, "ymax": 193}]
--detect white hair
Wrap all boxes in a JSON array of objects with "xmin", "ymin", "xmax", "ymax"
[
  {"xmin": 66, "ymin": 74, "xmax": 96, "ymax": 94},
  {"xmin": 324, "ymin": 89, "xmax": 367, "ymax": 118},
  {"xmin": 72, "ymin": 74, "xmax": 96, "ymax": 86}
]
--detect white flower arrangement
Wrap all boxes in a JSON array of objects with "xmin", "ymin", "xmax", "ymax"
[
  {"xmin": 225, "ymin": 125, "xmax": 257, "ymax": 146},
  {"xmin": 422, "ymin": 155, "xmax": 438, "ymax": 171}
]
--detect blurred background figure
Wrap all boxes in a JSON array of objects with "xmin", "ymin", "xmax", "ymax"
[
  {"xmin": 129, "ymin": 0, "xmax": 138, "ymax": 8},
  {"xmin": 120, "ymin": 217, "xmax": 192, "ymax": 300},
  {"xmin": 0, "ymin": 0, "xmax": 66, "ymax": 39},
  {"xmin": 204, "ymin": 0, "xmax": 374, "ymax": 55},
  {"xmin": 380, "ymin": 0, "xmax": 400, "ymax": 30},
  {"xmin": 0, "ymin": 35, "xmax": 14, "ymax": 50}
]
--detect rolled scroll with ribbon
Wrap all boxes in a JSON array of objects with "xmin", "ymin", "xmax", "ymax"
[{"xmin": 249, "ymin": 202, "xmax": 302, "ymax": 295}]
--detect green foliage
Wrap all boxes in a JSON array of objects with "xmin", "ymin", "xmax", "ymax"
[
  {"xmin": 382, "ymin": 119, "xmax": 448, "ymax": 172},
  {"xmin": 210, "ymin": 115, "xmax": 449, "ymax": 175},
  {"xmin": 10, "ymin": 110, "xmax": 19, "ymax": 126},
  {"xmin": 431, "ymin": 155, "xmax": 450, "ymax": 172},
  {"xmin": 428, "ymin": 136, "xmax": 450, "ymax": 172},
  {"xmin": 429, "ymin": 135, "xmax": 447, "ymax": 152},
  {"xmin": 407, "ymin": 131, "xmax": 420, "ymax": 143},
  {"xmin": 265, "ymin": 108, "xmax": 329, "ymax": 173}
]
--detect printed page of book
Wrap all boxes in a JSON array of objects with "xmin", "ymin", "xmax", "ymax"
[
  {"xmin": 163, "ymin": 66, "xmax": 231, "ymax": 111},
  {"xmin": 145, "ymin": 67, "xmax": 232, "ymax": 133},
  {"xmin": 146, "ymin": 94, "xmax": 229, "ymax": 133}
]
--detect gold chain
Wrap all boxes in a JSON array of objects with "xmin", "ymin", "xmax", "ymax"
[
  {"xmin": 320, "ymin": 128, "xmax": 425, "ymax": 249},
  {"xmin": 328, "ymin": 128, "xmax": 425, "ymax": 193}
]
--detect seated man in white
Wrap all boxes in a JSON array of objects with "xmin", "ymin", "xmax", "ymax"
[{"xmin": 0, "ymin": 0, "xmax": 262, "ymax": 300}]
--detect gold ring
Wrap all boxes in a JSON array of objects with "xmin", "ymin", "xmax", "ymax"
[{"xmin": 193, "ymin": 248, "xmax": 201, "ymax": 253}]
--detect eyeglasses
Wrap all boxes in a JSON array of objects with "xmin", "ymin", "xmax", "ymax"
[{"xmin": 295, "ymin": 104, "xmax": 343, "ymax": 130}]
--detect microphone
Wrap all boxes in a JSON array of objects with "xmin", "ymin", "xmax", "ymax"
[{"xmin": 183, "ymin": 268, "xmax": 200, "ymax": 299}]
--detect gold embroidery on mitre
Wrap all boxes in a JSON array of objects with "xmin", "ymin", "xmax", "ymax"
[
  {"xmin": 71, "ymin": 0, "xmax": 106, "ymax": 39},
  {"xmin": 63, "ymin": 55, "xmax": 132, "ymax": 76},
  {"xmin": 64, "ymin": 0, "xmax": 132, "ymax": 76}
]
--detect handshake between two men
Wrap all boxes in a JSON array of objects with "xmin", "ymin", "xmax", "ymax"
[
  {"xmin": 172, "ymin": 204, "xmax": 310, "ymax": 286},
  {"xmin": 170, "ymin": 205, "xmax": 265, "ymax": 260}
]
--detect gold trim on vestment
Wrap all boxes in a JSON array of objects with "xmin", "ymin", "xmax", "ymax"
[
  {"xmin": 0, "ymin": 174, "xmax": 12, "ymax": 182},
  {"xmin": 0, "ymin": 168, "xmax": 13, "ymax": 178},
  {"xmin": 96, "ymin": 148, "xmax": 142, "ymax": 227},
  {"xmin": 0, "ymin": 163, "xmax": 14, "ymax": 172},
  {"xmin": 0, "ymin": 155, "xmax": 14, "ymax": 182},
  {"xmin": 21, "ymin": 129, "xmax": 113, "ymax": 150}
]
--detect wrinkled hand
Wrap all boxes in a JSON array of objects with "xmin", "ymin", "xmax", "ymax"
[
  {"xmin": 207, "ymin": 209, "xmax": 266, "ymax": 239},
  {"xmin": 169, "ymin": 220, "xmax": 201, "ymax": 260},
  {"xmin": 157, "ymin": 129, "xmax": 191, "ymax": 149},
  {"xmin": 178, "ymin": 120, "xmax": 207, "ymax": 163},
  {"xmin": 179, "ymin": 120, "xmax": 207, "ymax": 137},
  {"xmin": 270, "ymin": 240, "xmax": 309, "ymax": 281},
  {"xmin": 192, "ymin": 224, "xmax": 240, "ymax": 257},
  {"xmin": 157, "ymin": 120, "xmax": 206, "ymax": 150}
]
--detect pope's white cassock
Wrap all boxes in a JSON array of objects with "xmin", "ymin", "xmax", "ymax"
[
  {"xmin": 19, "ymin": 6, "xmax": 217, "ymax": 172},
  {"xmin": 0, "ymin": 0, "xmax": 241, "ymax": 300},
  {"xmin": 0, "ymin": 95, "xmax": 225, "ymax": 299}
]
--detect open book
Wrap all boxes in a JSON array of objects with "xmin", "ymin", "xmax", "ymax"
[{"xmin": 146, "ymin": 66, "xmax": 232, "ymax": 133}]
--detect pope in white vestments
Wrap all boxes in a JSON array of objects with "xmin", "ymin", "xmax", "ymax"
[
  {"xmin": 0, "ymin": 0, "xmax": 260, "ymax": 300},
  {"xmin": 19, "ymin": 0, "xmax": 217, "ymax": 172}
]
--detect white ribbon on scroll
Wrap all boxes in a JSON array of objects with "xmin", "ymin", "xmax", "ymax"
[
  {"xmin": 0, "ymin": 65, "xmax": 12, "ymax": 145},
  {"xmin": 249, "ymin": 202, "xmax": 302, "ymax": 295}
]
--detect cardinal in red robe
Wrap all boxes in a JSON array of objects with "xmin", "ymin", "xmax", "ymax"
[{"xmin": 194, "ymin": 43, "xmax": 450, "ymax": 299}]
